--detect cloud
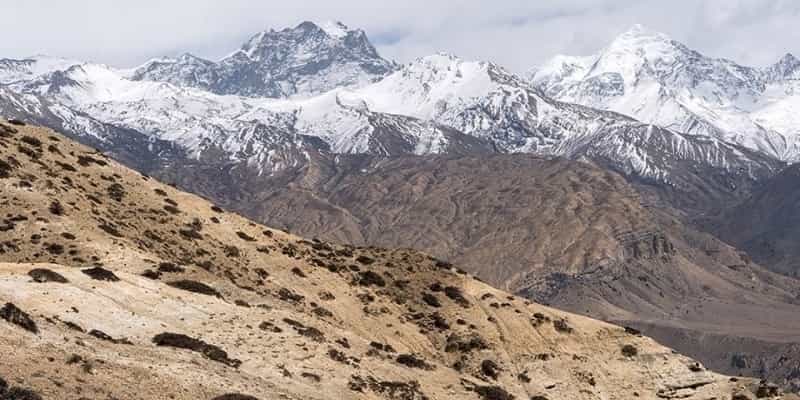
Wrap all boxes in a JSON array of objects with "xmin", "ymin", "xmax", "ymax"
[{"xmin": 0, "ymin": 0, "xmax": 797, "ymax": 72}]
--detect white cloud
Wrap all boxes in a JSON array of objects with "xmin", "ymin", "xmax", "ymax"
[{"xmin": 0, "ymin": 0, "xmax": 797, "ymax": 72}]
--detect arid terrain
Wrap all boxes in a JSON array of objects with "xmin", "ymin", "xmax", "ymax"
[
  {"xmin": 0, "ymin": 121, "xmax": 790, "ymax": 399},
  {"xmin": 150, "ymin": 152, "xmax": 800, "ymax": 391}
]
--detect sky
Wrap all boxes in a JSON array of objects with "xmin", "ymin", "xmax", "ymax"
[{"xmin": 1, "ymin": 0, "xmax": 799, "ymax": 73}]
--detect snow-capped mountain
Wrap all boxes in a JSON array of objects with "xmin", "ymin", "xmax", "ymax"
[
  {"xmin": 0, "ymin": 22, "xmax": 784, "ymax": 215},
  {"xmin": 531, "ymin": 24, "xmax": 800, "ymax": 162},
  {"xmin": 131, "ymin": 21, "xmax": 397, "ymax": 98}
]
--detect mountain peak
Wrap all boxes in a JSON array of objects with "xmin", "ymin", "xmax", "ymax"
[
  {"xmin": 617, "ymin": 24, "xmax": 668, "ymax": 40},
  {"xmin": 609, "ymin": 24, "xmax": 673, "ymax": 51},
  {"xmin": 133, "ymin": 21, "xmax": 394, "ymax": 98},
  {"xmin": 777, "ymin": 52, "xmax": 798, "ymax": 66},
  {"xmin": 316, "ymin": 20, "xmax": 351, "ymax": 38},
  {"xmin": 765, "ymin": 52, "xmax": 800, "ymax": 81}
]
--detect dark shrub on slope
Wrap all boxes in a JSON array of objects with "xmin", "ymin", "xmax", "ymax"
[{"xmin": 152, "ymin": 332, "xmax": 241, "ymax": 367}]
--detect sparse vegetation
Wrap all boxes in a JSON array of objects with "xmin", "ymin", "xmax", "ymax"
[
  {"xmin": 621, "ymin": 344, "xmax": 638, "ymax": 358},
  {"xmin": 81, "ymin": 267, "xmax": 120, "ymax": 282},
  {"xmin": 236, "ymin": 231, "xmax": 256, "ymax": 241},
  {"xmin": 28, "ymin": 268, "xmax": 68, "ymax": 283},
  {"xmin": 481, "ymin": 360, "xmax": 501, "ymax": 380},
  {"xmin": 49, "ymin": 200, "xmax": 64, "ymax": 215},
  {"xmin": 212, "ymin": 394, "xmax": 259, "ymax": 400},
  {"xmin": 152, "ymin": 332, "xmax": 241, "ymax": 367},
  {"xmin": 357, "ymin": 270, "xmax": 386, "ymax": 287},
  {"xmin": 167, "ymin": 280, "xmax": 222, "ymax": 298},
  {"xmin": 0, "ymin": 159, "xmax": 13, "ymax": 178},
  {"xmin": 444, "ymin": 286, "xmax": 470, "ymax": 307},
  {"xmin": 472, "ymin": 385, "xmax": 514, "ymax": 400},
  {"xmin": 553, "ymin": 319, "xmax": 573, "ymax": 334},
  {"xmin": 396, "ymin": 354, "xmax": 434, "ymax": 370},
  {"xmin": 107, "ymin": 183, "xmax": 126, "ymax": 202},
  {"xmin": 0, "ymin": 303, "xmax": 38, "ymax": 333},
  {"xmin": 282, "ymin": 318, "xmax": 325, "ymax": 342}
]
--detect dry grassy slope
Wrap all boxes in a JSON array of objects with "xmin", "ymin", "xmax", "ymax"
[
  {"xmin": 0, "ymin": 122, "xmax": 782, "ymax": 400},
  {"xmin": 208, "ymin": 155, "xmax": 800, "ymax": 330},
  {"xmin": 157, "ymin": 153, "xmax": 800, "ymax": 391}
]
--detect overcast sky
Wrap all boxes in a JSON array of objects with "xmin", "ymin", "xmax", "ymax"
[{"xmin": 2, "ymin": 0, "xmax": 798, "ymax": 72}]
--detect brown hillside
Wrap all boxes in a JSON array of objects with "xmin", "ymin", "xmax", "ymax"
[{"xmin": 0, "ymin": 122, "xmax": 785, "ymax": 399}]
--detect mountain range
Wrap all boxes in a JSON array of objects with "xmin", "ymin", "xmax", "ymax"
[
  {"xmin": 531, "ymin": 24, "xmax": 800, "ymax": 163},
  {"xmin": 2, "ymin": 20, "xmax": 800, "ymax": 394}
]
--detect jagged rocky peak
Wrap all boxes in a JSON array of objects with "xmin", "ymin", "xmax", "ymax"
[
  {"xmin": 0, "ymin": 55, "xmax": 82, "ymax": 85},
  {"xmin": 235, "ymin": 20, "xmax": 391, "ymax": 70},
  {"xmin": 132, "ymin": 20, "xmax": 396, "ymax": 98},
  {"xmin": 765, "ymin": 52, "xmax": 800, "ymax": 81}
]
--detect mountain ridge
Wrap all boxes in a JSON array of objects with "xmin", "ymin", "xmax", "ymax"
[{"xmin": 531, "ymin": 24, "xmax": 800, "ymax": 163}]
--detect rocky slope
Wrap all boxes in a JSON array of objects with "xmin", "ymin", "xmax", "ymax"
[
  {"xmin": 703, "ymin": 163, "xmax": 800, "ymax": 278},
  {"xmin": 147, "ymin": 148, "xmax": 800, "ymax": 392},
  {"xmin": 1, "ymin": 120, "xmax": 783, "ymax": 399},
  {"xmin": 531, "ymin": 24, "xmax": 800, "ymax": 163}
]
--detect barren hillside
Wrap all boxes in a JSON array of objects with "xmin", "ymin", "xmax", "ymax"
[{"xmin": 0, "ymin": 121, "xmax": 786, "ymax": 399}]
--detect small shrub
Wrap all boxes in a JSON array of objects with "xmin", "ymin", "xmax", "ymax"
[
  {"xmin": 0, "ymin": 159, "xmax": 13, "ymax": 179},
  {"xmin": 44, "ymin": 243, "xmax": 64, "ymax": 255},
  {"xmin": 282, "ymin": 318, "xmax": 325, "ymax": 342},
  {"xmin": 107, "ymin": 183, "xmax": 126, "ymax": 202},
  {"xmin": 621, "ymin": 344, "xmax": 638, "ymax": 358},
  {"xmin": 1, "ymin": 386, "xmax": 43, "ymax": 400},
  {"xmin": 152, "ymin": 332, "xmax": 241, "ymax": 367},
  {"xmin": 89, "ymin": 329, "xmax": 132, "ymax": 345},
  {"xmin": 97, "ymin": 223, "xmax": 123, "ymax": 238},
  {"xmin": 357, "ymin": 271, "xmax": 386, "ymax": 287},
  {"xmin": 0, "ymin": 123, "xmax": 17, "ymax": 135},
  {"xmin": 20, "ymin": 136, "xmax": 41, "ymax": 147},
  {"xmin": 49, "ymin": 201, "xmax": 64, "ymax": 215},
  {"xmin": 141, "ymin": 269, "xmax": 162, "ymax": 280},
  {"xmin": 54, "ymin": 161, "xmax": 77, "ymax": 172},
  {"xmin": 370, "ymin": 342, "xmax": 397, "ymax": 353},
  {"xmin": 76, "ymin": 154, "xmax": 107, "ymax": 167},
  {"xmin": 481, "ymin": 360, "xmax": 501, "ymax": 380},
  {"xmin": 236, "ymin": 231, "xmax": 256, "ymax": 242},
  {"xmin": 473, "ymin": 385, "xmax": 514, "ymax": 400},
  {"xmin": 444, "ymin": 286, "xmax": 470, "ymax": 307},
  {"xmin": 624, "ymin": 326, "xmax": 642, "ymax": 336},
  {"xmin": 7, "ymin": 119, "xmax": 26, "ymax": 126},
  {"xmin": 157, "ymin": 263, "xmax": 184, "ymax": 273},
  {"xmin": 444, "ymin": 333, "xmax": 488, "ymax": 353},
  {"xmin": 28, "ymin": 268, "xmax": 68, "ymax": 283},
  {"xmin": 62, "ymin": 320, "xmax": 85, "ymax": 332},
  {"xmin": 212, "ymin": 395, "xmax": 259, "ymax": 400},
  {"xmin": 356, "ymin": 255, "xmax": 375, "ymax": 265},
  {"xmin": 301, "ymin": 372, "xmax": 321, "ymax": 383},
  {"xmin": 81, "ymin": 267, "xmax": 120, "ymax": 282},
  {"xmin": 0, "ymin": 303, "xmax": 38, "ymax": 333},
  {"xmin": 553, "ymin": 319, "xmax": 573, "ymax": 334},
  {"xmin": 163, "ymin": 205, "xmax": 181, "ymax": 215},
  {"xmin": 395, "ymin": 354, "xmax": 433, "ymax": 370},
  {"xmin": 167, "ymin": 280, "xmax": 221, "ymax": 298},
  {"xmin": 224, "ymin": 245, "xmax": 240, "ymax": 258},
  {"xmin": 179, "ymin": 228, "xmax": 203, "ymax": 240},
  {"xmin": 259, "ymin": 321, "xmax": 283, "ymax": 333},
  {"xmin": 422, "ymin": 292, "xmax": 441, "ymax": 308}
]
